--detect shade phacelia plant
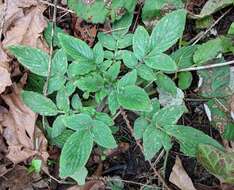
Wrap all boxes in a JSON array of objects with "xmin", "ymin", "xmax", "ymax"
[{"xmin": 9, "ymin": 9, "xmax": 228, "ymax": 184}]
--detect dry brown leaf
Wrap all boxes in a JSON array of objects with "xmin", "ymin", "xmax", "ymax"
[
  {"xmin": 0, "ymin": 165, "xmax": 33, "ymax": 190},
  {"xmin": 0, "ymin": 0, "xmax": 48, "ymax": 95},
  {"xmin": 169, "ymin": 156, "xmax": 197, "ymax": 190},
  {"xmin": 0, "ymin": 67, "xmax": 11, "ymax": 94},
  {"xmin": 67, "ymin": 180, "xmax": 105, "ymax": 190},
  {"xmin": 0, "ymin": 85, "xmax": 48, "ymax": 164},
  {"xmin": 2, "ymin": 1, "xmax": 48, "ymax": 51}
]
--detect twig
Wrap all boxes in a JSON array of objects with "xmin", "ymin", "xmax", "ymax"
[
  {"xmin": 0, "ymin": 0, "xmax": 7, "ymax": 38},
  {"xmin": 43, "ymin": 0, "xmax": 57, "ymax": 96},
  {"xmin": 190, "ymin": 8, "xmax": 232, "ymax": 45},
  {"xmin": 120, "ymin": 108, "xmax": 171, "ymax": 190},
  {"xmin": 38, "ymin": 0, "xmax": 74, "ymax": 14},
  {"xmin": 42, "ymin": 168, "xmax": 75, "ymax": 184},
  {"xmin": 42, "ymin": 0, "xmax": 58, "ymax": 130},
  {"xmin": 178, "ymin": 60, "xmax": 234, "ymax": 72}
]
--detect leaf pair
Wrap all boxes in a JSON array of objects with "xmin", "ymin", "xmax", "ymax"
[
  {"xmin": 56, "ymin": 113, "xmax": 116, "ymax": 178},
  {"xmin": 134, "ymin": 103, "xmax": 224, "ymax": 160},
  {"xmin": 131, "ymin": 9, "xmax": 187, "ymax": 73}
]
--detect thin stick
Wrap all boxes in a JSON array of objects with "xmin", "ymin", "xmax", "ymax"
[
  {"xmin": 43, "ymin": 0, "xmax": 57, "ymax": 96},
  {"xmin": 42, "ymin": 0, "xmax": 58, "ymax": 130},
  {"xmin": 178, "ymin": 60, "xmax": 234, "ymax": 72},
  {"xmin": 191, "ymin": 8, "xmax": 232, "ymax": 45},
  {"xmin": 38, "ymin": 0, "xmax": 74, "ymax": 14},
  {"xmin": 120, "ymin": 109, "xmax": 171, "ymax": 190}
]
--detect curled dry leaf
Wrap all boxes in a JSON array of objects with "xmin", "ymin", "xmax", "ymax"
[
  {"xmin": 0, "ymin": 85, "xmax": 48, "ymax": 164},
  {"xmin": 169, "ymin": 156, "xmax": 197, "ymax": 190}
]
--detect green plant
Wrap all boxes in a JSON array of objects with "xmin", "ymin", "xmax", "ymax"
[
  {"xmin": 9, "ymin": 9, "xmax": 226, "ymax": 184},
  {"xmin": 68, "ymin": 0, "xmax": 137, "ymax": 23}
]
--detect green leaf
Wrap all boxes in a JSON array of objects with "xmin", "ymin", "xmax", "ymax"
[
  {"xmin": 52, "ymin": 115, "xmax": 66, "ymax": 138},
  {"xmin": 97, "ymin": 32, "xmax": 117, "ymax": 50},
  {"xmin": 117, "ymin": 70, "xmax": 137, "ymax": 89},
  {"xmin": 199, "ymin": 0, "xmax": 233, "ymax": 18},
  {"xmin": 105, "ymin": 62, "xmax": 121, "ymax": 81},
  {"xmin": 58, "ymin": 33, "xmax": 93, "ymax": 61},
  {"xmin": 117, "ymin": 33, "xmax": 133, "ymax": 49},
  {"xmin": 74, "ymin": 73, "xmax": 104, "ymax": 92},
  {"xmin": 71, "ymin": 94, "xmax": 82, "ymax": 110},
  {"xmin": 91, "ymin": 120, "xmax": 117, "ymax": 149},
  {"xmin": 133, "ymin": 26, "xmax": 150, "ymax": 60},
  {"xmin": 197, "ymin": 144, "xmax": 234, "ymax": 184},
  {"xmin": 48, "ymin": 75, "xmax": 66, "ymax": 95},
  {"xmin": 60, "ymin": 130, "xmax": 93, "ymax": 177},
  {"xmin": 144, "ymin": 52, "xmax": 177, "ymax": 72},
  {"xmin": 28, "ymin": 159, "xmax": 42, "ymax": 173},
  {"xmin": 95, "ymin": 112, "xmax": 114, "ymax": 127},
  {"xmin": 112, "ymin": 13, "xmax": 133, "ymax": 38},
  {"xmin": 68, "ymin": 0, "xmax": 108, "ymax": 23},
  {"xmin": 25, "ymin": 74, "xmax": 45, "ymax": 93},
  {"xmin": 117, "ymin": 85, "xmax": 152, "ymax": 112},
  {"xmin": 44, "ymin": 22, "xmax": 64, "ymax": 47},
  {"xmin": 137, "ymin": 65, "xmax": 156, "ymax": 81},
  {"xmin": 142, "ymin": 0, "xmax": 184, "ymax": 21},
  {"xmin": 67, "ymin": 61, "xmax": 96, "ymax": 77},
  {"xmin": 149, "ymin": 9, "xmax": 186, "ymax": 53},
  {"xmin": 153, "ymin": 105, "xmax": 186, "ymax": 126},
  {"xmin": 155, "ymin": 73, "xmax": 177, "ymax": 95},
  {"xmin": 171, "ymin": 45, "xmax": 198, "ymax": 69},
  {"xmin": 228, "ymin": 22, "xmax": 234, "ymax": 35},
  {"xmin": 56, "ymin": 88, "xmax": 70, "ymax": 112},
  {"xmin": 142, "ymin": 98, "xmax": 161, "ymax": 119},
  {"xmin": 122, "ymin": 50, "xmax": 138, "ymax": 69},
  {"xmin": 9, "ymin": 45, "xmax": 49, "ymax": 76},
  {"xmin": 193, "ymin": 38, "xmax": 224, "ymax": 65},
  {"xmin": 104, "ymin": 51, "xmax": 114, "ymax": 60},
  {"xmin": 70, "ymin": 167, "xmax": 88, "ymax": 185},
  {"xmin": 143, "ymin": 126, "xmax": 163, "ymax": 160},
  {"xmin": 65, "ymin": 81, "xmax": 76, "ymax": 96},
  {"xmin": 93, "ymin": 42, "xmax": 104, "ymax": 64},
  {"xmin": 21, "ymin": 91, "xmax": 58, "ymax": 116},
  {"xmin": 223, "ymin": 124, "xmax": 234, "ymax": 140},
  {"xmin": 178, "ymin": 71, "xmax": 193, "ymax": 90},
  {"xmin": 108, "ymin": 90, "xmax": 120, "ymax": 115},
  {"xmin": 63, "ymin": 113, "xmax": 92, "ymax": 131},
  {"xmin": 52, "ymin": 129, "xmax": 73, "ymax": 148},
  {"xmin": 51, "ymin": 49, "xmax": 68, "ymax": 76},
  {"xmin": 134, "ymin": 117, "xmax": 149, "ymax": 139},
  {"xmin": 163, "ymin": 125, "xmax": 224, "ymax": 157}
]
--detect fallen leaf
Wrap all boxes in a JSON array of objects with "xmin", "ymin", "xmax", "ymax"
[
  {"xmin": 2, "ymin": 1, "xmax": 48, "ymax": 51},
  {"xmin": 0, "ymin": 165, "xmax": 33, "ymax": 190},
  {"xmin": 0, "ymin": 85, "xmax": 48, "ymax": 164},
  {"xmin": 169, "ymin": 156, "xmax": 197, "ymax": 190},
  {"xmin": 67, "ymin": 180, "xmax": 105, "ymax": 190},
  {"xmin": 0, "ymin": 67, "xmax": 11, "ymax": 94}
]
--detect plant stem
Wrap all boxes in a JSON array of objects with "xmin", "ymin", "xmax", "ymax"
[
  {"xmin": 178, "ymin": 60, "xmax": 234, "ymax": 72},
  {"xmin": 120, "ymin": 108, "xmax": 171, "ymax": 190},
  {"xmin": 42, "ymin": 0, "xmax": 58, "ymax": 131},
  {"xmin": 38, "ymin": 0, "xmax": 74, "ymax": 14}
]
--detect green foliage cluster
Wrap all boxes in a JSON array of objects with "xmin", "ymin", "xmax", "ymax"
[{"xmin": 8, "ymin": 4, "xmax": 234, "ymax": 185}]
